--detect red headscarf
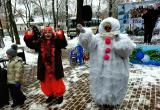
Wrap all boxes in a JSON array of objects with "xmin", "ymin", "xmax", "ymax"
[{"xmin": 43, "ymin": 26, "xmax": 53, "ymax": 33}]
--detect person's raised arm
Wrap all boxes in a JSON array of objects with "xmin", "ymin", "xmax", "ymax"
[{"xmin": 23, "ymin": 28, "xmax": 40, "ymax": 50}]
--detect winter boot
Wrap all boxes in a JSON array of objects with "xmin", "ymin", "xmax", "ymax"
[
  {"xmin": 11, "ymin": 96, "xmax": 26, "ymax": 108},
  {"xmin": 46, "ymin": 96, "xmax": 54, "ymax": 103},
  {"xmin": 19, "ymin": 96, "xmax": 26, "ymax": 106},
  {"xmin": 11, "ymin": 103, "xmax": 19, "ymax": 108},
  {"xmin": 56, "ymin": 96, "xmax": 63, "ymax": 104},
  {"xmin": 0, "ymin": 102, "xmax": 9, "ymax": 108}
]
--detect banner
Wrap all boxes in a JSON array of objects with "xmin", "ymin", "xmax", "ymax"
[{"xmin": 118, "ymin": 1, "xmax": 160, "ymax": 36}]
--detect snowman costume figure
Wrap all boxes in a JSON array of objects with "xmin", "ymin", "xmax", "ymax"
[{"xmin": 78, "ymin": 17, "xmax": 136, "ymax": 106}]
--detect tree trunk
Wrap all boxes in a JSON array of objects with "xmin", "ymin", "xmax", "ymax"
[
  {"xmin": 24, "ymin": 4, "xmax": 28, "ymax": 27},
  {"xmin": 65, "ymin": 0, "xmax": 68, "ymax": 32},
  {"xmin": 52, "ymin": 0, "xmax": 57, "ymax": 30},
  {"xmin": 56, "ymin": 0, "xmax": 58, "ymax": 27},
  {"xmin": 97, "ymin": 0, "xmax": 101, "ymax": 18},
  {"xmin": 77, "ymin": 0, "xmax": 84, "ymax": 25},
  {"xmin": 109, "ymin": 0, "xmax": 112, "ymax": 17},
  {"xmin": 3, "ymin": 0, "xmax": 14, "ymax": 42},
  {"xmin": 6, "ymin": 0, "xmax": 20, "ymax": 44},
  {"xmin": 0, "ymin": 19, "xmax": 4, "ymax": 37},
  {"xmin": 25, "ymin": 0, "xmax": 31, "ymax": 27},
  {"xmin": 0, "ymin": 18, "xmax": 5, "ymax": 48},
  {"xmin": 14, "ymin": 0, "xmax": 17, "ymax": 14}
]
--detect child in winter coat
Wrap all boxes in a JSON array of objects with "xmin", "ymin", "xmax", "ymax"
[
  {"xmin": 77, "ymin": 17, "xmax": 136, "ymax": 108},
  {"xmin": 6, "ymin": 47, "xmax": 26, "ymax": 108}
]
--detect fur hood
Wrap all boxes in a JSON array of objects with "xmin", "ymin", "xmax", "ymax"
[{"xmin": 98, "ymin": 17, "xmax": 120, "ymax": 35}]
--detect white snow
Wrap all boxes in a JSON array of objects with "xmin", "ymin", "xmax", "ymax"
[
  {"xmin": 131, "ymin": 64, "xmax": 160, "ymax": 87},
  {"xmin": 29, "ymin": 103, "xmax": 46, "ymax": 110},
  {"xmin": 66, "ymin": 36, "xmax": 79, "ymax": 49}
]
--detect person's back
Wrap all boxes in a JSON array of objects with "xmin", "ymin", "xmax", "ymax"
[
  {"xmin": 0, "ymin": 66, "xmax": 9, "ymax": 108},
  {"xmin": 142, "ymin": 9, "xmax": 152, "ymax": 25},
  {"xmin": 142, "ymin": 5, "xmax": 158, "ymax": 43},
  {"xmin": 143, "ymin": 6, "xmax": 158, "ymax": 27},
  {"xmin": 149, "ymin": 8, "xmax": 158, "ymax": 27}
]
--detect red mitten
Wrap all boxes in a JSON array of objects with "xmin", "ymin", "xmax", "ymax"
[
  {"xmin": 52, "ymin": 32, "xmax": 57, "ymax": 37},
  {"xmin": 56, "ymin": 30, "xmax": 65, "ymax": 39},
  {"xmin": 24, "ymin": 31, "xmax": 34, "ymax": 40}
]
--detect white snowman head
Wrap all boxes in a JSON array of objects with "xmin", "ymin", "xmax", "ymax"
[{"xmin": 99, "ymin": 17, "xmax": 120, "ymax": 37}]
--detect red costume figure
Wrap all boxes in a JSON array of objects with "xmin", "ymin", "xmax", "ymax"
[{"xmin": 24, "ymin": 26, "xmax": 67, "ymax": 104}]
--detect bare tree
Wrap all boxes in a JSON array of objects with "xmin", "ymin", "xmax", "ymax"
[
  {"xmin": 0, "ymin": 0, "xmax": 4, "ymax": 36},
  {"xmin": 19, "ymin": 0, "xmax": 31, "ymax": 27},
  {"xmin": 51, "ymin": 0, "xmax": 66, "ymax": 28},
  {"xmin": 97, "ymin": 0, "xmax": 101, "ymax": 18},
  {"xmin": 52, "ymin": 0, "xmax": 56, "ymax": 29},
  {"xmin": 109, "ymin": 0, "xmax": 112, "ymax": 16},
  {"xmin": 6, "ymin": 0, "xmax": 20, "ymax": 44},
  {"xmin": 14, "ymin": 8, "xmax": 27, "ymax": 27},
  {"xmin": 31, "ymin": 0, "xmax": 45, "ymax": 23},
  {"xmin": 38, "ymin": 0, "xmax": 44, "ymax": 22},
  {"xmin": 24, "ymin": 2, "xmax": 28, "ymax": 24},
  {"xmin": 55, "ymin": 0, "xmax": 66, "ymax": 26},
  {"xmin": 56, "ymin": 0, "xmax": 59, "ymax": 26},
  {"xmin": 0, "ymin": 20, "xmax": 5, "ymax": 48},
  {"xmin": 65, "ymin": 0, "xmax": 69, "ymax": 31},
  {"xmin": 3, "ymin": 0, "xmax": 14, "ymax": 42},
  {"xmin": 0, "ymin": 0, "xmax": 5, "ymax": 48},
  {"xmin": 25, "ymin": 0, "xmax": 31, "ymax": 27},
  {"xmin": 13, "ymin": 0, "xmax": 17, "ymax": 14},
  {"xmin": 68, "ymin": 0, "xmax": 77, "ymax": 16}
]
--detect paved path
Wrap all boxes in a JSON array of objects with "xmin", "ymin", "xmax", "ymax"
[
  {"xmin": 2, "ymin": 59, "xmax": 160, "ymax": 110},
  {"xmin": 1, "ymin": 33, "xmax": 160, "ymax": 110}
]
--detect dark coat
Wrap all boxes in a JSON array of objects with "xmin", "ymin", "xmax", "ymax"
[
  {"xmin": 24, "ymin": 32, "xmax": 67, "ymax": 82},
  {"xmin": 142, "ymin": 8, "xmax": 159, "ymax": 29},
  {"xmin": 0, "ymin": 67, "xmax": 9, "ymax": 105}
]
